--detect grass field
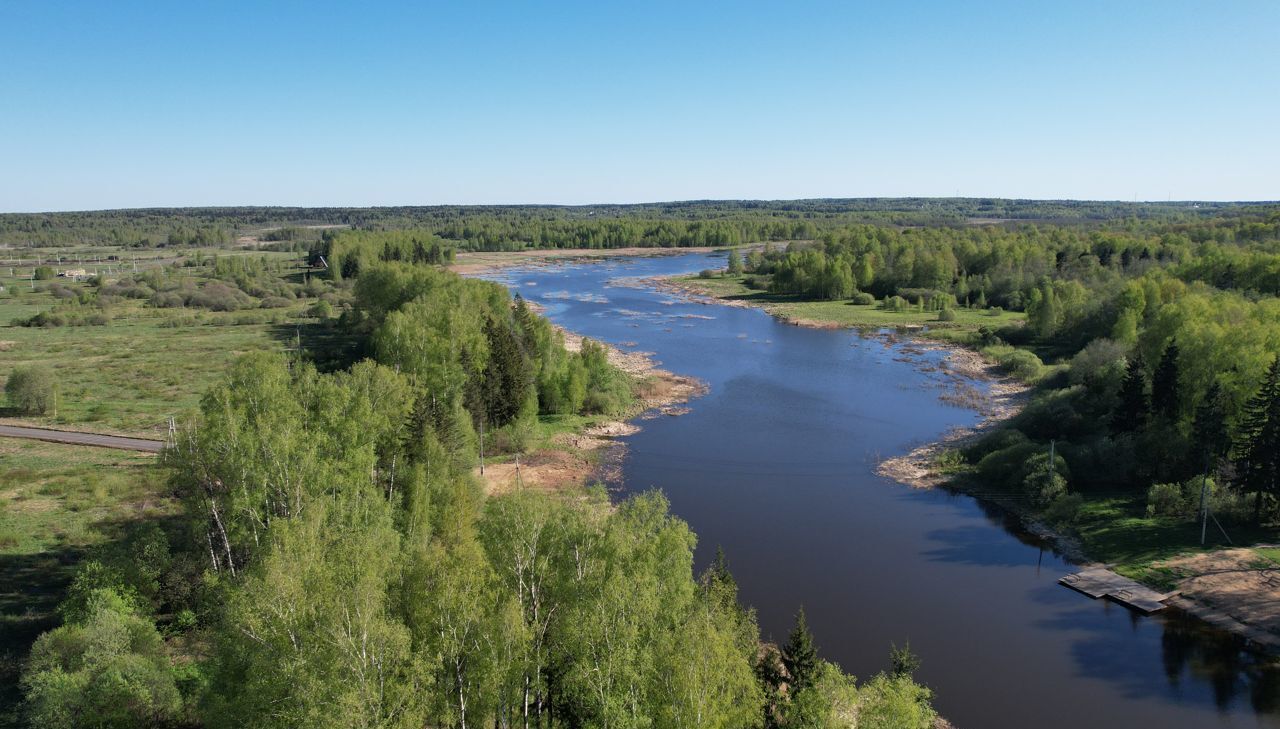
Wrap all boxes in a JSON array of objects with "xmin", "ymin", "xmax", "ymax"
[
  {"xmin": 0, "ymin": 438, "xmax": 173, "ymax": 727},
  {"xmin": 0, "ymin": 246, "xmax": 342, "ymax": 436},
  {"xmin": 672, "ymin": 273, "xmax": 1025, "ymax": 342}
]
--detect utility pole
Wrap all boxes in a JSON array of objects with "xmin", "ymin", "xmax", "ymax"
[
  {"xmin": 478, "ymin": 417, "xmax": 485, "ymax": 475},
  {"xmin": 1199, "ymin": 459, "xmax": 1210, "ymax": 546}
]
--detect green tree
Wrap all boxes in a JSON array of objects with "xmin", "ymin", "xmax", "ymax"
[
  {"xmin": 5, "ymin": 366, "xmax": 54, "ymax": 415},
  {"xmin": 782, "ymin": 607, "xmax": 818, "ymax": 692},
  {"xmin": 890, "ymin": 642, "xmax": 922, "ymax": 679},
  {"xmin": 1192, "ymin": 381, "xmax": 1231, "ymax": 468},
  {"xmin": 23, "ymin": 588, "xmax": 181, "ymax": 729},
  {"xmin": 726, "ymin": 248, "xmax": 744, "ymax": 275},
  {"xmin": 1112, "ymin": 354, "xmax": 1150, "ymax": 434},
  {"xmin": 1235, "ymin": 356, "xmax": 1280, "ymax": 523},
  {"xmin": 1151, "ymin": 340, "xmax": 1181, "ymax": 420}
]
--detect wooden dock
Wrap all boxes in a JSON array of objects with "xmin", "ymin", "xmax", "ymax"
[{"xmin": 1059, "ymin": 567, "xmax": 1174, "ymax": 613}]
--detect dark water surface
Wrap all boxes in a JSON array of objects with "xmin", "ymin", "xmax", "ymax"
[{"xmin": 481, "ymin": 252, "xmax": 1280, "ymax": 729}]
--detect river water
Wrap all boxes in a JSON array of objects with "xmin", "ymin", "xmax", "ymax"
[{"xmin": 481, "ymin": 251, "xmax": 1280, "ymax": 729}]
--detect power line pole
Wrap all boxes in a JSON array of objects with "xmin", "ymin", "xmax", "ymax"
[{"xmin": 1199, "ymin": 457, "xmax": 1210, "ymax": 546}]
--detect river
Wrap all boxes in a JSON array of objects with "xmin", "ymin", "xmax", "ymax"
[{"xmin": 481, "ymin": 251, "xmax": 1280, "ymax": 729}]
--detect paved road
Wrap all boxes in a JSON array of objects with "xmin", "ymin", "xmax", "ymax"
[{"xmin": 0, "ymin": 424, "xmax": 164, "ymax": 452}]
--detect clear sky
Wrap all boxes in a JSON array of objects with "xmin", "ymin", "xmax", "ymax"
[{"xmin": 2, "ymin": 1, "xmax": 1277, "ymax": 211}]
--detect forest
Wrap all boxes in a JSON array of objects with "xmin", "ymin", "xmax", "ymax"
[
  {"xmin": 1, "ymin": 199, "xmax": 1270, "ymax": 251},
  {"xmin": 12, "ymin": 253, "xmax": 937, "ymax": 728},
  {"xmin": 8, "ymin": 199, "xmax": 1280, "ymax": 728},
  {"xmin": 734, "ymin": 207, "xmax": 1280, "ymax": 533}
]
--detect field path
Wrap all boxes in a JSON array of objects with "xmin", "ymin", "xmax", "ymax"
[{"xmin": 0, "ymin": 424, "xmax": 163, "ymax": 452}]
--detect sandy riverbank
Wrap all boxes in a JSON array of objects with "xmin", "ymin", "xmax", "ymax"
[{"xmin": 649, "ymin": 274, "xmax": 1033, "ymax": 487}]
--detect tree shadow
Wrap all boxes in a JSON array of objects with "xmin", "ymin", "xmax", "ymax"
[
  {"xmin": 0, "ymin": 545, "xmax": 83, "ymax": 728},
  {"xmin": 269, "ymin": 321, "xmax": 367, "ymax": 373}
]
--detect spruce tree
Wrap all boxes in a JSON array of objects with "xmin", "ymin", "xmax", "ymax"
[
  {"xmin": 481, "ymin": 315, "xmax": 531, "ymax": 428},
  {"xmin": 782, "ymin": 606, "xmax": 818, "ymax": 691},
  {"xmin": 1192, "ymin": 381, "xmax": 1230, "ymax": 467},
  {"xmin": 1112, "ymin": 353, "xmax": 1150, "ymax": 434},
  {"xmin": 1152, "ymin": 340, "xmax": 1181, "ymax": 420},
  {"xmin": 1235, "ymin": 356, "xmax": 1280, "ymax": 524}
]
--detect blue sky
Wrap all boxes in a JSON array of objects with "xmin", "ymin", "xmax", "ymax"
[{"xmin": 2, "ymin": 1, "xmax": 1277, "ymax": 211}]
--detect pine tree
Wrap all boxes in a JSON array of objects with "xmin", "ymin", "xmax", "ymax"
[
  {"xmin": 1112, "ymin": 353, "xmax": 1150, "ymax": 433},
  {"xmin": 1192, "ymin": 381, "xmax": 1230, "ymax": 467},
  {"xmin": 1235, "ymin": 356, "xmax": 1280, "ymax": 524},
  {"xmin": 782, "ymin": 606, "xmax": 818, "ymax": 691},
  {"xmin": 1152, "ymin": 340, "xmax": 1181, "ymax": 420}
]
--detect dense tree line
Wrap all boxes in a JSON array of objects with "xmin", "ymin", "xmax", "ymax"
[
  {"xmin": 732, "ymin": 211, "xmax": 1280, "ymax": 524},
  {"xmin": 4, "ymin": 199, "xmax": 1272, "ymax": 250},
  {"xmin": 19, "ymin": 260, "xmax": 939, "ymax": 727}
]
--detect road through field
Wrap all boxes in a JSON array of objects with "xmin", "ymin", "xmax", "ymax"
[{"xmin": 0, "ymin": 424, "xmax": 163, "ymax": 452}]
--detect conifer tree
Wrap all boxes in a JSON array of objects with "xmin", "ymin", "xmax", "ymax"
[
  {"xmin": 1152, "ymin": 340, "xmax": 1181, "ymax": 420},
  {"xmin": 1112, "ymin": 353, "xmax": 1150, "ymax": 433},
  {"xmin": 1192, "ymin": 381, "xmax": 1230, "ymax": 467},
  {"xmin": 783, "ymin": 606, "xmax": 818, "ymax": 691},
  {"xmin": 1235, "ymin": 356, "xmax": 1280, "ymax": 523}
]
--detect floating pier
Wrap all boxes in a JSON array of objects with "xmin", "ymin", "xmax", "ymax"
[{"xmin": 1059, "ymin": 567, "xmax": 1174, "ymax": 613}]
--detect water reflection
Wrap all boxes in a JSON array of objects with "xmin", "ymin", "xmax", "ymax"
[{"xmin": 1159, "ymin": 609, "xmax": 1280, "ymax": 713}]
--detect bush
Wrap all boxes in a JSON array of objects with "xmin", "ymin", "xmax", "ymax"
[
  {"xmin": 308, "ymin": 300, "xmax": 333, "ymax": 319},
  {"xmin": 880, "ymin": 295, "xmax": 909, "ymax": 313},
  {"xmin": 983, "ymin": 345, "xmax": 1043, "ymax": 381},
  {"xmin": 698, "ymin": 269, "xmax": 717, "ymax": 279},
  {"xmin": 6, "ymin": 366, "xmax": 54, "ymax": 414},
  {"xmin": 33, "ymin": 266, "xmax": 55, "ymax": 280},
  {"xmin": 936, "ymin": 307, "xmax": 956, "ymax": 322},
  {"xmin": 849, "ymin": 291, "xmax": 876, "ymax": 305},
  {"xmin": 1146, "ymin": 477, "xmax": 1214, "ymax": 518},
  {"xmin": 1022, "ymin": 452, "xmax": 1069, "ymax": 506},
  {"xmin": 1043, "ymin": 493, "xmax": 1084, "ymax": 525},
  {"xmin": 1069, "ymin": 338, "xmax": 1127, "ymax": 393},
  {"xmin": 23, "ymin": 588, "xmax": 182, "ymax": 729},
  {"xmin": 150, "ymin": 291, "xmax": 186, "ymax": 308}
]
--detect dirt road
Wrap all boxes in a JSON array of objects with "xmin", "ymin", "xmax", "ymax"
[{"xmin": 0, "ymin": 424, "xmax": 163, "ymax": 452}]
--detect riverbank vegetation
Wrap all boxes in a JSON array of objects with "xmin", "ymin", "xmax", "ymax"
[
  {"xmin": 3, "ymin": 239, "xmax": 940, "ymax": 727},
  {"xmin": 700, "ymin": 209, "xmax": 1280, "ymax": 621}
]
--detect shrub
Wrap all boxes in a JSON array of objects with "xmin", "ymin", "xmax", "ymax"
[
  {"xmin": 23, "ymin": 588, "xmax": 182, "ymax": 729},
  {"xmin": 880, "ymin": 295, "xmax": 909, "ymax": 312},
  {"xmin": 1146, "ymin": 477, "xmax": 1214, "ymax": 518},
  {"xmin": 1022, "ymin": 452, "xmax": 1069, "ymax": 506},
  {"xmin": 698, "ymin": 269, "xmax": 717, "ymax": 279},
  {"xmin": 33, "ymin": 266, "xmax": 55, "ymax": 280},
  {"xmin": 849, "ymin": 291, "xmax": 875, "ymax": 305},
  {"xmin": 983, "ymin": 345, "xmax": 1043, "ymax": 381},
  {"xmin": 309, "ymin": 300, "xmax": 333, "ymax": 319},
  {"xmin": 1043, "ymin": 493, "xmax": 1084, "ymax": 525},
  {"xmin": 6, "ymin": 366, "xmax": 54, "ymax": 414},
  {"xmin": 1069, "ymin": 338, "xmax": 1127, "ymax": 393},
  {"xmin": 976, "ymin": 442, "xmax": 1042, "ymax": 491},
  {"xmin": 936, "ymin": 307, "xmax": 956, "ymax": 322},
  {"xmin": 150, "ymin": 290, "xmax": 186, "ymax": 308}
]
